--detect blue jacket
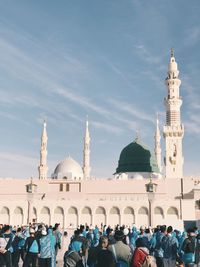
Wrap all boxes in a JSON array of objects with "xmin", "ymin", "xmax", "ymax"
[
  {"xmin": 162, "ymin": 234, "xmax": 178, "ymax": 260},
  {"xmin": 40, "ymin": 235, "xmax": 52, "ymax": 258},
  {"xmin": 154, "ymin": 232, "xmax": 165, "ymax": 258}
]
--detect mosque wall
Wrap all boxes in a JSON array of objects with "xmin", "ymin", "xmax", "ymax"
[{"xmin": 0, "ymin": 177, "xmax": 197, "ymax": 231}]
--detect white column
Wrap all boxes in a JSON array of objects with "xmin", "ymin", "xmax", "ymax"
[
  {"xmin": 38, "ymin": 120, "xmax": 48, "ymax": 180},
  {"xmin": 83, "ymin": 119, "xmax": 91, "ymax": 179},
  {"xmin": 154, "ymin": 115, "xmax": 162, "ymax": 173}
]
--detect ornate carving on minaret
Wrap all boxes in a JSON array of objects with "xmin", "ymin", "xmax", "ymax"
[
  {"xmin": 163, "ymin": 50, "xmax": 184, "ymax": 178},
  {"xmin": 154, "ymin": 114, "xmax": 162, "ymax": 173},
  {"xmin": 83, "ymin": 118, "xmax": 91, "ymax": 179},
  {"xmin": 38, "ymin": 120, "xmax": 48, "ymax": 180}
]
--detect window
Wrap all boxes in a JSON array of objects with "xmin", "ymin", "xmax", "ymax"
[{"xmin": 59, "ymin": 184, "xmax": 63, "ymax": 192}]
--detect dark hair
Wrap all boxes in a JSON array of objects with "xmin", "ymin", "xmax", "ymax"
[
  {"xmin": 160, "ymin": 225, "xmax": 167, "ymax": 233},
  {"xmin": 136, "ymin": 237, "xmax": 148, "ymax": 248},
  {"xmin": 2, "ymin": 225, "xmax": 10, "ymax": 233},
  {"xmin": 167, "ymin": 226, "xmax": 173, "ymax": 233},
  {"xmin": 114, "ymin": 230, "xmax": 124, "ymax": 241},
  {"xmin": 17, "ymin": 227, "xmax": 22, "ymax": 232},
  {"xmin": 99, "ymin": 236, "xmax": 108, "ymax": 247},
  {"xmin": 187, "ymin": 228, "xmax": 195, "ymax": 234}
]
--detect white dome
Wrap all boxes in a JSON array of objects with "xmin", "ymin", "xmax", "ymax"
[{"xmin": 52, "ymin": 156, "xmax": 83, "ymax": 180}]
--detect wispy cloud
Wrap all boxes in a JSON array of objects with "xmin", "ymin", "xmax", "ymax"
[
  {"xmin": 184, "ymin": 26, "xmax": 200, "ymax": 46},
  {"xmin": 109, "ymin": 99, "xmax": 154, "ymax": 123},
  {"xmin": 134, "ymin": 44, "xmax": 161, "ymax": 65},
  {"xmin": 92, "ymin": 121, "xmax": 124, "ymax": 134}
]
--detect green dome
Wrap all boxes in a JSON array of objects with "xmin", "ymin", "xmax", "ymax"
[{"xmin": 116, "ymin": 138, "xmax": 159, "ymax": 174}]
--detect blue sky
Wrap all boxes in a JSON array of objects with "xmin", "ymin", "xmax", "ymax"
[{"xmin": 0, "ymin": 0, "xmax": 200, "ymax": 178}]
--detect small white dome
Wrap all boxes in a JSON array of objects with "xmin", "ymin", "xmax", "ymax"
[{"xmin": 52, "ymin": 156, "xmax": 83, "ymax": 180}]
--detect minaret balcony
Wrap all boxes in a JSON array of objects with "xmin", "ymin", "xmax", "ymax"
[{"xmin": 163, "ymin": 125, "xmax": 184, "ymax": 137}]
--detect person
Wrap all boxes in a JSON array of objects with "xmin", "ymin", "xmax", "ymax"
[
  {"xmin": 0, "ymin": 225, "xmax": 14, "ymax": 267},
  {"xmin": 181, "ymin": 228, "xmax": 198, "ymax": 267},
  {"xmin": 161, "ymin": 226, "xmax": 178, "ymax": 267},
  {"xmin": 48, "ymin": 228, "xmax": 56, "ymax": 267},
  {"xmin": 96, "ymin": 236, "xmax": 115, "ymax": 267},
  {"xmin": 106, "ymin": 227, "xmax": 115, "ymax": 245},
  {"xmin": 129, "ymin": 225, "xmax": 138, "ymax": 253},
  {"xmin": 11, "ymin": 227, "xmax": 25, "ymax": 267},
  {"xmin": 54, "ymin": 223, "xmax": 62, "ymax": 256},
  {"xmin": 39, "ymin": 228, "xmax": 52, "ymax": 267},
  {"xmin": 132, "ymin": 237, "xmax": 150, "ymax": 267},
  {"xmin": 108, "ymin": 230, "xmax": 131, "ymax": 266},
  {"xmin": 63, "ymin": 237, "xmax": 85, "ymax": 267},
  {"xmin": 23, "ymin": 228, "xmax": 40, "ymax": 267},
  {"xmin": 154, "ymin": 225, "xmax": 166, "ymax": 267}
]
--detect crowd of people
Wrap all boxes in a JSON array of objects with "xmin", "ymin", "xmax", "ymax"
[{"xmin": 0, "ymin": 222, "xmax": 200, "ymax": 267}]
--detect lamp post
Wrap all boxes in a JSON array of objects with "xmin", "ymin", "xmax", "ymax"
[
  {"xmin": 145, "ymin": 177, "xmax": 157, "ymax": 227},
  {"xmin": 26, "ymin": 178, "xmax": 37, "ymax": 224}
]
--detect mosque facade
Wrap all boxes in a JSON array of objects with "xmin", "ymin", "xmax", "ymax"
[{"xmin": 0, "ymin": 51, "xmax": 200, "ymax": 230}]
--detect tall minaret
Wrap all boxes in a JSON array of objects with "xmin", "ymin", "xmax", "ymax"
[
  {"xmin": 154, "ymin": 114, "xmax": 162, "ymax": 173},
  {"xmin": 163, "ymin": 49, "xmax": 184, "ymax": 178},
  {"xmin": 83, "ymin": 119, "xmax": 91, "ymax": 179},
  {"xmin": 38, "ymin": 120, "xmax": 48, "ymax": 180}
]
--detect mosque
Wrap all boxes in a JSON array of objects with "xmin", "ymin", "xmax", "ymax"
[{"xmin": 0, "ymin": 50, "xmax": 200, "ymax": 230}]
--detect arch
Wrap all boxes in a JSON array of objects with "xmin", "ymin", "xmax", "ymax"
[
  {"xmin": 68, "ymin": 207, "xmax": 78, "ymax": 214},
  {"xmin": 40, "ymin": 207, "xmax": 50, "ymax": 225},
  {"xmin": 13, "ymin": 207, "xmax": 23, "ymax": 226},
  {"xmin": 138, "ymin": 207, "xmax": 148, "ymax": 227},
  {"xmin": 95, "ymin": 207, "xmax": 106, "ymax": 227},
  {"xmin": 52, "ymin": 206, "xmax": 64, "ymax": 228},
  {"xmin": 167, "ymin": 207, "xmax": 178, "ymax": 215},
  {"xmin": 41, "ymin": 207, "xmax": 50, "ymax": 214},
  {"xmin": 95, "ymin": 207, "xmax": 106, "ymax": 214},
  {"xmin": 0, "ymin": 207, "xmax": 10, "ymax": 224},
  {"xmin": 82, "ymin": 207, "xmax": 92, "ymax": 214},
  {"xmin": 54, "ymin": 207, "xmax": 64, "ymax": 214},
  {"xmin": 66, "ymin": 207, "xmax": 78, "ymax": 228},
  {"xmin": 1, "ymin": 207, "xmax": 9, "ymax": 214},
  {"xmin": 14, "ymin": 207, "xmax": 23, "ymax": 214},
  {"xmin": 109, "ymin": 207, "xmax": 120, "ymax": 227},
  {"xmin": 81, "ymin": 207, "xmax": 92, "ymax": 225},
  {"xmin": 138, "ymin": 207, "xmax": 148, "ymax": 215},
  {"xmin": 154, "ymin": 207, "xmax": 164, "ymax": 215},
  {"xmin": 122, "ymin": 207, "xmax": 135, "ymax": 226},
  {"xmin": 124, "ymin": 207, "xmax": 134, "ymax": 214},
  {"xmin": 110, "ymin": 207, "xmax": 120, "ymax": 215},
  {"xmin": 154, "ymin": 207, "xmax": 164, "ymax": 226},
  {"xmin": 166, "ymin": 206, "xmax": 179, "ymax": 224}
]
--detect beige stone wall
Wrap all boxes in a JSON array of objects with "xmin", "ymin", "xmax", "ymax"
[{"xmin": 0, "ymin": 177, "xmax": 197, "ymax": 231}]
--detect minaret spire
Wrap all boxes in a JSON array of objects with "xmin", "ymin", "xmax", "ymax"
[
  {"xmin": 163, "ymin": 49, "xmax": 184, "ymax": 178},
  {"xmin": 38, "ymin": 120, "xmax": 48, "ymax": 179},
  {"xmin": 154, "ymin": 114, "xmax": 162, "ymax": 174},
  {"xmin": 83, "ymin": 117, "xmax": 91, "ymax": 179}
]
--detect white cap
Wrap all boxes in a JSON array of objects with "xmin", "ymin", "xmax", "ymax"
[
  {"xmin": 42, "ymin": 229, "xmax": 47, "ymax": 235},
  {"xmin": 123, "ymin": 228, "xmax": 129, "ymax": 236}
]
